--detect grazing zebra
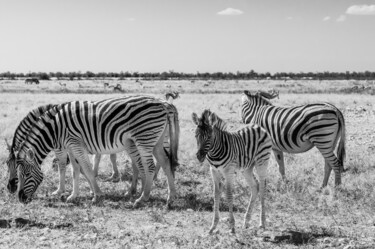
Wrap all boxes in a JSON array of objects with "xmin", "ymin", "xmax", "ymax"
[
  {"xmin": 5, "ymin": 104, "xmax": 120, "ymax": 195},
  {"xmin": 6, "ymin": 104, "xmax": 56, "ymax": 193},
  {"xmin": 241, "ymin": 90, "xmax": 346, "ymax": 187},
  {"xmin": 192, "ymin": 110, "xmax": 272, "ymax": 234},
  {"xmin": 165, "ymin": 91, "xmax": 180, "ymax": 104},
  {"xmin": 14, "ymin": 96, "xmax": 179, "ymax": 206},
  {"xmin": 25, "ymin": 78, "xmax": 40, "ymax": 84}
]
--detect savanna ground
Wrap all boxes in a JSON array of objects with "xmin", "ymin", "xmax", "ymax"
[{"xmin": 0, "ymin": 79, "xmax": 374, "ymax": 248}]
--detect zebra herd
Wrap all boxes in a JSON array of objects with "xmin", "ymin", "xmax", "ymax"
[{"xmin": 4, "ymin": 90, "xmax": 345, "ymax": 233}]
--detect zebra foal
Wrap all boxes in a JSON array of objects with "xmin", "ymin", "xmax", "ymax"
[
  {"xmin": 241, "ymin": 90, "xmax": 346, "ymax": 187},
  {"xmin": 192, "ymin": 110, "xmax": 272, "ymax": 234},
  {"xmin": 14, "ymin": 96, "xmax": 179, "ymax": 206}
]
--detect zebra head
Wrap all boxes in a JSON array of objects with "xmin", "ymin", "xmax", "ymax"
[
  {"xmin": 5, "ymin": 138, "xmax": 19, "ymax": 193},
  {"xmin": 192, "ymin": 110, "xmax": 218, "ymax": 163},
  {"xmin": 16, "ymin": 148, "xmax": 44, "ymax": 204}
]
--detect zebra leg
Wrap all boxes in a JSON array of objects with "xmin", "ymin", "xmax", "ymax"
[
  {"xmin": 315, "ymin": 145, "xmax": 342, "ymax": 187},
  {"xmin": 256, "ymin": 162, "xmax": 268, "ymax": 229},
  {"xmin": 52, "ymin": 151, "xmax": 69, "ymax": 196},
  {"xmin": 209, "ymin": 166, "xmax": 222, "ymax": 234},
  {"xmin": 108, "ymin": 154, "xmax": 120, "ymax": 182},
  {"xmin": 272, "ymin": 149, "xmax": 286, "ymax": 180},
  {"xmin": 153, "ymin": 140, "xmax": 176, "ymax": 208},
  {"xmin": 133, "ymin": 146, "xmax": 155, "ymax": 207},
  {"xmin": 322, "ymin": 161, "xmax": 332, "ymax": 188},
  {"xmin": 66, "ymin": 155, "xmax": 81, "ymax": 202},
  {"xmin": 224, "ymin": 166, "xmax": 236, "ymax": 234},
  {"xmin": 124, "ymin": 140, "xmax": 142, "ymax": 197},
  {"xmin": 69, "ymin": 148, "xmax": 104, "ymax": 203},
  {"xmin": 242, "ymin": 167, "xmax": 259, "ymax": 229},
  {"xmin": 125, "ymin": 159, "xmax": 139, "ymax": 198},
  {"xmin": 93, "ymin": 154, "xmax": 101, "ymax": 177}
]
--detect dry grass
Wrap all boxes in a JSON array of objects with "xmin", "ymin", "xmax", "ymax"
[{"xmin": 0, "ymin": 80, "xmax": 374, "ymax": 248}]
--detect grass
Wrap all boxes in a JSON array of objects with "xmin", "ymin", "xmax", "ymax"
[{"xmin": 0, "ymin": 80, "xmax": 375, "ymax": 248}]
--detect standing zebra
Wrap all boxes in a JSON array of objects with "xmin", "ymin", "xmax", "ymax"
[
  {"xmin": 5, "ymin": 104, "xmax": 118, "ymax": 196},
  {"xmin": 14, "ymin": 96, "xmax": 179, "ymax": 206},
  {"xmin": 241, "ymin": 90, "xmax": 346, "ymax": 187},
  {"xmin": 192, "ymin": 110, "xmax": 272, "ymax": 234}
]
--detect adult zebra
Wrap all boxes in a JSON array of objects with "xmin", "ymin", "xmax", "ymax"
[
  {"xmin": 24, "ymin": 78, "xmax": 39, "ymax": 84},
  {"xmin": 5, "ymin": 104, "xmax": 118, "ymax": 195},
  {"xmin": 192, "ymin": 110, "xmax": 272, "ymax": 234},
  {"xmin": 241, "ymin": 90, "xmax": 346, "ymax": 187},
  {"xmin": 14, "ymin": 96, "xmax": 179, "ymax": 206}
]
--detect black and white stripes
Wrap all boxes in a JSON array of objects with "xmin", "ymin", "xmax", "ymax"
[
  {"xmin": 15, "ymin": 96, "xmax": 179, "ymax": 206},
  {"xmin": 192, "ymin": 109, "xmax": 272, "ymax": 234},
  {"xmin": 241, "ymin": 90, "xmax": 346, "ymax": 187}
]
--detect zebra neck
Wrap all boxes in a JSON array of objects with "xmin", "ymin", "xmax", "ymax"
[
  {"xmin": 245, "ymin": 104, "xmax": 275, "ymax": 123},
  {"xmin": 27, "ymin": 120, "xmax": 57, "ymax": 160},
  {"xmin": 207, "ymin": 128, "xmax": 234, "ymax": 162}
]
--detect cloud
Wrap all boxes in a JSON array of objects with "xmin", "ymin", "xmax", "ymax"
[
  {"xmin": 336, "ymin": 15, "xmax": 346, "ymax": 22},
  {"xmin": 346, "ymin": 5, "xmax": 375, "ymax": 15},
  {"xmin": 217, "ymin": 8, "xmax": 243, "ymax": 16},
  {"xmin": 286, "ymin": 16, "xmax": 293, "ymax": 21},
  {"xmin": 322, "ymin": 16, "xmax": 331, "ymax": 21},
  {"xmin": 128, "ymin": 18, "xmax": 136, "ymax": 22}
]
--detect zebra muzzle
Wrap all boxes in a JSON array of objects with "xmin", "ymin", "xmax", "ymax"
[
  {"xmin": 7, "ymin": 179, "xmax": 18, "ymax": 194},
  {"xmin": 196, "ymin": 152, "xmax": 206, "ymax": 163}
]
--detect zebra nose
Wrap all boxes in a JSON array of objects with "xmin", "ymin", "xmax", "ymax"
[
  {"xmin": 7, "ymin": 179, "xmax": 18, "ymax": 194},
  {"xmin": 196, "ymin": 152, "xmax": 205, "ymax": 163}
]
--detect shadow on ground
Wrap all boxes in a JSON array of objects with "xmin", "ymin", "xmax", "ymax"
[{"xmin": 0, "ymin": 218, "xmax": 73, "ymax": 229}]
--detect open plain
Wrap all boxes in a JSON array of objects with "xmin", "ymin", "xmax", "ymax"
[{"xmin": 0, "ymin": 79, "xmax": 374, "ymax": 248}]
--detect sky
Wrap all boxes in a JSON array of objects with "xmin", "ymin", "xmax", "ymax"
[{"xmin": 0, "ymin": 0, "xmax": 375, "ymax": 73}]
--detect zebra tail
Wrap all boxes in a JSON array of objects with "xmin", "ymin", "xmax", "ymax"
[
  {"xmin": 168, "ymin": 108, "xmax": 180, "ymax": 177},
  {"xmin": 336, "ymin": 108, "xmax": 346, "ymax": 171}
]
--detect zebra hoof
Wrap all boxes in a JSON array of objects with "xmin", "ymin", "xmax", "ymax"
[
  {"xmin": 124, "ymin": 190, "xmax": 136, "ymax": 198},
  {"xmin": 66, "ymin": 195, "xmax": 77, "ymax": 203},
  {"xmin": 51, "ymin": 190, "xmax": 63, "ymax": 196},
  {"xmin": 133, "ymin": 198, "xmax": 144, "ymax": 208}
]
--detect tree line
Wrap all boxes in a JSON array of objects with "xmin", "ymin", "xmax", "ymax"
[{"xmin": 1, "ymin": 70, "xmax": 375, "ymax": 81}]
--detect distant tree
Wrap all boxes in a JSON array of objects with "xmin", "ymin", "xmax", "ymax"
[{"xmin": 85, "ymin": 71, "xmax": 95, "ymax": 78}]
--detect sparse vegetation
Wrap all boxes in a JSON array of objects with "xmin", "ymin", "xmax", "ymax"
[{"xmin": 0, "ymin": 81, "xmax": 374, "ymax": 248}]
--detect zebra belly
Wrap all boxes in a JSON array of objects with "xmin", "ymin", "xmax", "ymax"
[
  {"xmin": 85, "ymin": 133, "xmax": 134, "ymax": 155},
  {"xmin": 273, "ymin": 140, "xmax": 314, "ymax": 154}
]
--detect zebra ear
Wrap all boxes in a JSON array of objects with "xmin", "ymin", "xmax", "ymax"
[
  {"xmin": 192, "ymin": 113, "xmax": 200, "ymax": 126},
  {"xmin": 26, "ymin": 149, "xmax": 35, "ymax": 161},
  {"xmin": 208, "ymin": 113, "xmax": 218, "ymax": 126},
  {"xmin": 5, "ymin": 139, "xmax": 12, "ymax": 152}
]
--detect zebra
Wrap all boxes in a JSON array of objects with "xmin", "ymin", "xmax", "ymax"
[
  {"xmin": 165, "ymin": 91, "xmax": 180, "ymax": 103},
  {"xmin": 6, "ymin": 104, "xmax": 56, "ymax": 193},
  {"xmin": 25, "ymin": 78, "xmax": 39, "ymax": 84},
  {"xmin": 241, "ymin": 90, "xmax": 346, "ymax": 187},
  {"xmin": 192, "ymin": 109, "xmax": 272, "ymax": 234},
  {"xmin": 14, "ymin": 96, "xmax": 179, "ymax": 207},
  {"xmin": 5, "ymin": 104, "xmax": 119, "ymax": 195}
]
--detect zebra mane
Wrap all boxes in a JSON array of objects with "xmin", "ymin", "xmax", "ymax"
[
  {"xmin": 17, "ymin": 103, "xmax": 65, "ymax": 156},
  {"xmin": 243, "ymin": 90, "xmax": 277, "ymax": 106},
  {"xmin": 201, "ymin": 109, "xmax": 228, "ymax": 131},
  {"xmin": 10, "ymin": 104, "xmax": 56, "ymax": 153}
]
